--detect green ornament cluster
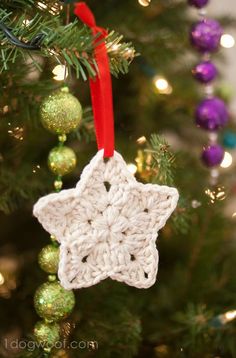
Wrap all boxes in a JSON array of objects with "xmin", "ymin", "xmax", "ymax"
[
  {"xmin": 33, "ymin": 87, "xmax": 82, "ymax": 351},
  {"xmin": 40, "ymin": 87, "xmax": 82, "ymax": 188}
]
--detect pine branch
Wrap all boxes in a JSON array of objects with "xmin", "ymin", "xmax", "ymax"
[
  {"xmin": 146, "ymin": 134, "xmax": 190, "ymax": 234},
  {"xmin": 1, "ymin": 0, "xmax": 34, "ymax": 9},
  {"xmin": 174, "ymin": 304, "xmax": 236, "ymax": 356},
  {"xmin": 0, "ymin": 7, "xmax": 136, "ymax": 78},
  {"xmin": 0, "ymin": 164, "xmax": 51, "ymax": 214},
  {"xmin": 147, "ymin": 134, "xmax": 175, "ymax": 186},
  {"xmin": 106, "ymin": 31, "xmax": 136, "ymax": 77}
]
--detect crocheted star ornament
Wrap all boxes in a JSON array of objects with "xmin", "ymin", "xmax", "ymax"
[{"xmin": 33, "ymin": 150, "xmax": 179, "ymax": 289}]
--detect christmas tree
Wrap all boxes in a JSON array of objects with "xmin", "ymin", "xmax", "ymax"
[{"xmin": 0, "ymin": 1, "xmax": 236, "ymax": 357}]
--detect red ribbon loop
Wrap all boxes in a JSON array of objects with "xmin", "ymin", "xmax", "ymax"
[
  {"xmin": 74, "ymin": 2, "xmax": 96, "ymax": 28},
  {"xmin": 74, "ymin": 2, "xmax": 114, "ymax": 158}
]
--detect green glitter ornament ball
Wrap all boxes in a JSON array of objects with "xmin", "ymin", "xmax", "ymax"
[
  {"xmin": 34, "ymin": 321, "xmax": 60, "ymax": 349},
  {"xmin": 34, "ymin": 281, "xmax": 75, "ymax": 322},
  {"xmin": 48, "ymin": 146, "xmax": 76, "ymax": 176},
  {"xmin": 38, "ymin": 245, "xmax": 60, "ymax": 274},
  {"xmin": 40, "ymin": 88, "xmax": 82, "ymax": 134}
]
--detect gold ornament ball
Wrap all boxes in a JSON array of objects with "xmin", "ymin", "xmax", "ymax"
[
  {"xmin": 38, "ymin": 245, "xmax": 59, "ymax": 274},
  {"xmin": 48, "ymin": 146, "xmax": 77, "ymax": 176},
  {"xmin": 34, "ymin": 321, "xmax": 60, "ymax": 349},
  {"xmin": 40, "ymin": 88, "xmax": 82, "ymax": 134},
  {"xmin": 34, "ymin": 281, "xmax": 75, "ymax": 322}
]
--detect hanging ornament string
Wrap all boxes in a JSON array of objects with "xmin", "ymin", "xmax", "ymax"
[
  {"xmin": 188, "ymin": 0, "xmax": 229, "ymax": 183},
  {"xmin": 74, "ymin": 2, "xmax": 115, "ymax": 158}
]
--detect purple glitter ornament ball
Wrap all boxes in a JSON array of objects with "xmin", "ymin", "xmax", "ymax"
[
  {"xmin": 190, "ymin": 19, "xmax": 223, "ymax": 53},
  {"xmin": 188, "ymin": 0, "xmax": 209, "ymax": 8},
  {"xmin": 192, "ymin": 61, "xmax": 217, "ymax": 83},
  {"xmin": 195, "ymin": 97, "xmax": 228, "ymax": 131},
  {"xmin": 201, "ymin": 144, "xmax": 224, "ymax": 167}
]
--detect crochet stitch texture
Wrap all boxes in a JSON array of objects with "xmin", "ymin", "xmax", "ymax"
[{"xmin": 33, "ymin": 150, "xmax": 179, "ymax": 289}]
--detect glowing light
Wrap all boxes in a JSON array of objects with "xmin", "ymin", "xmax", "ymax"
[
  {"xmin": 110, "ymin": 44, "xmax": 121, "ymax": 52},
  {"xmin": 216, "ymin": 190, "xmax": 226, "ymax": 200},
  {"xmin": 3, "ymin": 105, "xmax": 9, "ymax": 114},
  {"xmin": 8, "ymin": 127, "xmax": 24, "ymax": 141},
  {"xmin": 138, "ymin": 0, "xmax": 151, "ymax": 6},
  {"xmin": 221, "ymin": 34, "xmax": 235, "ymax": 48},
  {"xmin": 205, "ymin": 186, "xmax": 226, "ymax": 204},
  {"xmin": 32, "ymin": 164, "xmax": 41, "ymax": 174},
  {"xmin": 224, "ymin": 310, "xmax": 236, "ymax": 322},
  {"xmin": 210, "ymin": 168, "xmax": 219, "ymax": 180},
  {"xmin": 220, "ymin": 151, "xmax": 233, "ymax": 168},
  {"xmin": 137, "ymin": 136, "xmax": 147, "ymax": 144},
  {"xmin": 191, "ymin": 200, "xmax": 201, "ymax": 209},
  {"xmin": 37, "ymin": 2, "xmax": 62, "ymax": 15},
  {"xmin": 23, "ymin": 19, "xmax": 31, "ymax": 26},
  {"xmin": 52, "ymin": 65, "xmax": 68, "ymax": 81},
  {"xmin": 232, "ymin": 212, "xmax": 236, "ymax": 218},
  {"xmin": 37, "ymin": 2, "xmax": 47, "ymax": 9},
  {"xmin": 123, "ymin": 47, "xmax": 135, "ymax": 60},
  {"xmin": 127, "ymin": 163, "xmax": 137, "ymax": 175},
  {"xmin": 153, "ymin": 76, "xmax": 172, "ymax": 94},
  {"xmin": 0, "ymin": 273, "xmax": 4, "ymax": 285},
  {"xmin": 155, "ymin": 77, "xmax": 168, "ymax": 90}
]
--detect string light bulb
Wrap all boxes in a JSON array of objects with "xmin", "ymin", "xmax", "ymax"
[
  {"xmin": 220, "ymin": 34, "xmax": 235, "ymax": 49},
  {"xmin": 224, "ymin": 310, "xmax": 236, "ymax": 321},
  {"xmin": 52, "ymin": 65, "xmax": 68, "ymax": 81},
  {"xmin": 153, "ymin": 76, "xmax": 173, "ymax": 94},
  {"xmin": 220, "ymin": 151, "xmax": 233, "ymax": 168},
  {"xmin": 216, "ymin": 310, "xmax": 236, "ymax": 325},
  {"xmin": 138, "ymin": 0, "xmax": 151, "ymax": 6}
]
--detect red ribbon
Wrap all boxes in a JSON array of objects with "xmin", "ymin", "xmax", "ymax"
[{"xmin": 74, "ymin": 2, "xmax": 114, "ymax": 158}]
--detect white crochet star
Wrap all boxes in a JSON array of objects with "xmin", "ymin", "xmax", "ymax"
[{"xmin": 33, "ymin": 150, "xmax": 179, "ymax": 289}]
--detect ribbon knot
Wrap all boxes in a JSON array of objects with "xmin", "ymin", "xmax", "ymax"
[
  {"xmin": 74, "ymin": 3, "xmax": 108, "ymax": 37},
  {"xmin": 74, "ymin": 2, "xmax": 114, "ymax": 158}
]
